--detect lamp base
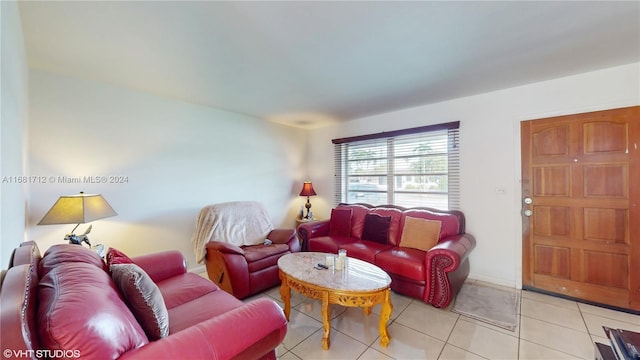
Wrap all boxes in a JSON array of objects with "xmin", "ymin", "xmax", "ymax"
[
  {"xmin": 305, "ymin": 197, "xmax": 312, "ymax": 219},
  {"xmin": 65, "ymin": 233, "xmax": 91, "ymax": 247},
  {"xmin": 65, "ymin": 224, "xmax": 93, "ymax": 246}
]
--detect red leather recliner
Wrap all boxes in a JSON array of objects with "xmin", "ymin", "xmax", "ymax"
[{"xmin": 191, "ymin": 202, "xmax": 300, "ymax": 299}]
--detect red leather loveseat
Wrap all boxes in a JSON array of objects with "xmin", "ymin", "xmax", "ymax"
[
  {"xmin": 298, "ymin": 203, "xmax": 476, "ymax": 308},
  {"xmin": 1, "ymin": 241, "xmax": 287, "ymax": 360}
]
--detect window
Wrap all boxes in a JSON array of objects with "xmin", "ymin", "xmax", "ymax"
[{"xmin": 333, "ymin": 122, "xmax": 460, "ymax": 210}]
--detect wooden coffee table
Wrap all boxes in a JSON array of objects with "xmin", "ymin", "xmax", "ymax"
[{"xmin": 278, "ymin": 252, "xmax": 393, "ymax": 350}]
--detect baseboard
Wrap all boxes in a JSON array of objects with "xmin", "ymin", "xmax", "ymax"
[
  {"xmin": 523, "ymin": 286, "xmax": 640, "ymax": 316},
  {"xmin": 467, "ymin": 275, "xmax": 518, "ymax": 289},
  {"xmin": 188, "ymin": 265, "xmax": 206, "ymax": 274}
]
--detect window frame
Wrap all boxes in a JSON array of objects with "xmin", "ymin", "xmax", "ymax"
[{"xmin": 332, "ymin": 121, "xmax": 460, "ymax": 210}]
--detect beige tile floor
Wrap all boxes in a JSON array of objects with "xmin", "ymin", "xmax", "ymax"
[{"xmin": 241, "ymin": 281, "xmax": 640, "ymax": 360}]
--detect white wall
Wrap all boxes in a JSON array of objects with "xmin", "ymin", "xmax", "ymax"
[
  {"xmin": 27, "ymin": 70, "xmax": 307, "ymax": 270},
  {"xmin": 308, "ymin": 63, "xmax": 640, "ymax": 288},
  {"xmin": 0, "ymin": 1, "xmax": 30, "ymax": 268},
  {"xmin": 11, "ymin": 27, "xmax": 640, "ymax": 286}
]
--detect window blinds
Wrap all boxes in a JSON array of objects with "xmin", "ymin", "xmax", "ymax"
[{"xmin": 333, "ymin": 122, "xmax": 460, "ymax": 210}]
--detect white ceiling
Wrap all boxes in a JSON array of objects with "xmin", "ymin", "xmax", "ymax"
[{"xmin": 18, "ymin": 1, "xmax": 640, "ymax": 128}]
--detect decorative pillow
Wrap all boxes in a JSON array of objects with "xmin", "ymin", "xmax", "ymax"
[
  {"xmin": 403, "ymin": 209, "xmax": 460, "ymax": 239},
  {"xmin": 329, "ymin": 208, "xmax": 353, "ymax": 237},
  {"xmin": 110, "ymin": 264, "xmax": 169, "ymax": 340},
  {"xmin": 107, "ymin": 247, "xmax": 134, "ymax": 267},
  {"xmin": 372, "ymin": 208, "xmax": 403, "ymax": 245},
  {"xmin": 361, "ymin": 213, "xmax": 392, "ymax": 244},
  {"xmin": 400, "ymin": 216, "xmax": 442, "ymax": 251}
]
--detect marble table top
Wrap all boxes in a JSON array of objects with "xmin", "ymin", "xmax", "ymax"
[{"xmin": 278, "ymin": 252, "xmax": 391, "ymax": 292}]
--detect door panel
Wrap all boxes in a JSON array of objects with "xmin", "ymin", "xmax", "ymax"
[
  {"xmin": 583, "ymin": 250, "xmax": 628, "ymax": 288},
  {"xmin": 534, "ymin": 245, "xmax": 570, "ymax": 278},
  {"xmin": 533, "ymin": 206, "xmax": 570, "ymax": 236},
  {"xmin": 583, "ymin": 121, "xmax": 628, "ymax": 154},
  {"xmin": 522, "ymin": 106, "xmax": 639, "ymax": 311},
  {"xmin": 583, "ymin": 208, "xmax": 627, "ymax": 243},
  {"xmin": 533, "ymin": 166, "xmax": 571, "ymax": 196},
  {"xmin": 583, "ymin": 165, "xmax": 627, "ymax": 198},
  {"xmin": 533, "ymin": 125, "xmax": 571, "ymax": 156}
]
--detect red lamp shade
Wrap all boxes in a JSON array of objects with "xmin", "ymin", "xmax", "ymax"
[
  {"xmin": 299, "ymin": 181, "xmax": 317, "ymax": 219},
  {"xmin": 299, "ymin": 181, "xmax": 317, "ymax": 197}
]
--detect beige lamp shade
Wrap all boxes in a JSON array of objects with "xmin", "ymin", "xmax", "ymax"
[{"xmin": 38, "ymin": 192, "xmax": 117, "ymax": 225}]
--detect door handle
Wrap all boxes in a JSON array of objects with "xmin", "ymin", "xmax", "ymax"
[
  {"xmin": 523, "ymin": 197, "xmax": 533, "ymax": 205},
  {"xmin": 524, "ymin": 209, "xmax": 533, "ymax": 217}
]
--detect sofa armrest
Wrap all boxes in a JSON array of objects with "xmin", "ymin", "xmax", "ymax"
[
  {"xmin": 425, "ymin": 233, "xmax": 476, "ymax": 307},
  {"xmin": 428, "ymin": 234, "xmax": 476, "ymax": 269},
  {"xmin": 297, "ymin": 220, "xmax": 330, "ymax": 251},
  {"xmin": 205, "ymin": 241, "xmax": 245, "ymax": 255},
  {"xmin": 269, "ymin": 228, "xmax": 300, "ymax": 252},
  {"xmin": 132, "ymin": 251, "xmax": 186, "ymax": 283},
  {"xmin": 117, "ymin": 298, "xmax": 287, "ymax": 360},
  {"xmin": 268, "ymin": 228, "xmax": 296, "ymax": 243},
  {"xmin": 0, "ymin": 264, "xmax": 40, "ymax": 353},
  {"xmin": 9, "ymin": 241, "xmax": 40, "ymax": 268}
]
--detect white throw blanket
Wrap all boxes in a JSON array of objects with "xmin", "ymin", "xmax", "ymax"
[{"xmin": 191, "ymin": 201, "xmax": 274, "ymax": 264}]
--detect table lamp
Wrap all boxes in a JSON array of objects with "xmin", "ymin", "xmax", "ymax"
[
  {"xmin": 38, "ymin": 191, "xmax": 117, "ymax": 247},
  {"xmin": 299, "ymin": 181, "xmax": 317, "ymax": 219}
]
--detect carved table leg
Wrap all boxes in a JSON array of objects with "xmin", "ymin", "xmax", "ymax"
[
  {"xmin": 378, "ymin": 289, "xmax": 393, "ymax": 347},
  {"xmin": 321, "ymin": 291, "xmax": 331, "ymax": 350},
  {"xmin": 279, "ymin": 272, "xmax": 291, "ymax": 321}
]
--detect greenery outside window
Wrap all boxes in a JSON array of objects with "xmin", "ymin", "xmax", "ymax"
[{"xmin": 333, "ymin": 122, "xmax": 460, "ymax": 210}]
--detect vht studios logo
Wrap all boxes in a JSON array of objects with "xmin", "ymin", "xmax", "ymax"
[{"xmin": 3, "ymin": 349, "xmax": 80, "ymax": 358}]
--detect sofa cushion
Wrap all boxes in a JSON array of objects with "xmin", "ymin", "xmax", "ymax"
[
  {"xmin": 400, "ymin": 216, "xmax": 442, "ymax": 251},
  {"xmin": 38, "ymin": 262, "xmax": 148, "ymax": 359},
  {"xmin": 375, "ymin": 247, "xmax": 426, "ymax": 282},
  {"xmin": 167, "ymin": 288, "xmax": 244, "ymax": 333},
  {"xmin": 340, "ymin": 241, "xmax": 393, "ymax": 264},
  {"xmin": 243, "ymin": 243, "xmax": 289, "ymax": 263},
  {"xmin": 107, "ymin": 247, "xmax": 134, "ymax": 266},
  {"xmin": 246, "ymin": 248, "xmax": 290, "ymax": 273},
  {"xmin": 337, "ymin": 204, "xmax": 369, "ymax": 239},
  {"xmin": 402, "ymin": 209, "xmax": 460, "ymax": 240},
  {"xmin": 156, "ymin": 273, "xmax": 219, "ymax": 310},
  {"xmin": 329, "ymin": 208, "xmax": 352, "ymax": 237},
  {"xmin": 111, "ymin": 264, "xmax": 169, "ymax": 340},
  {"xmin": 361, "ymin": 213, "xmax": 392, "ymax": 244},
  {"xmin": 308, "ymin": 236, "xmax": 356, "ymax": 254}
]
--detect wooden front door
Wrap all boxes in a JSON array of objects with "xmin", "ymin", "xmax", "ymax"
[{"xmin": 521, "ymin": 106, "xmax": 639, "ymax": 312}]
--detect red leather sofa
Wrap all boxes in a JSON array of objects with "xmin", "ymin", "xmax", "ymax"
[
  {"xmin": 298, "ymin": 203, "xmax": 476, "ymax": 308},
  {"xmin": 0, "ymin": 241, "xmax": 287, "ymax": 360}
]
